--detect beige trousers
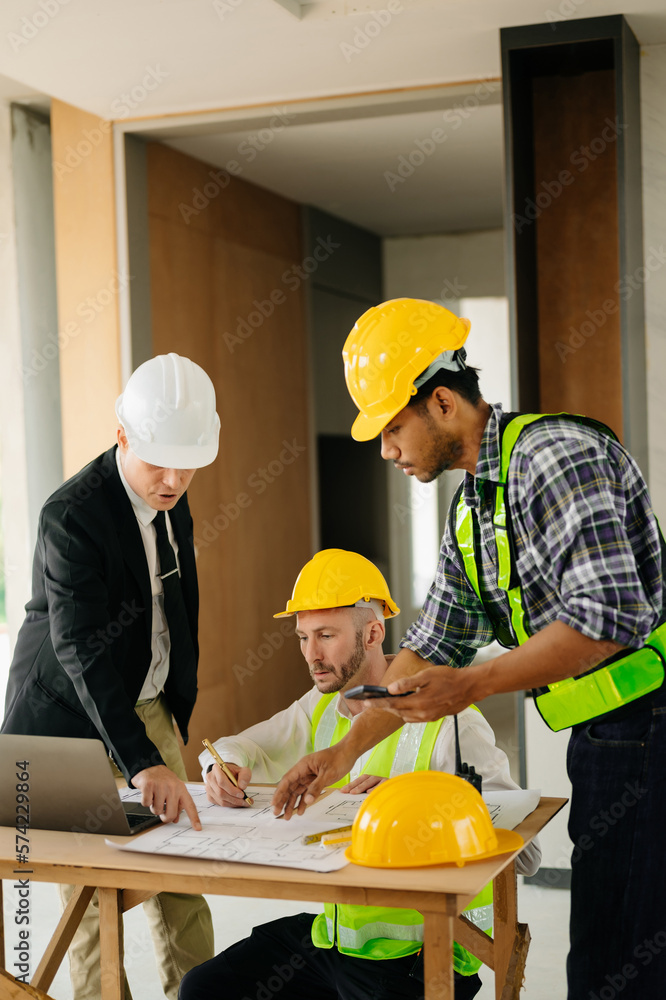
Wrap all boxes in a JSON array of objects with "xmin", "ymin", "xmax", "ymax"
[{"xmin": 59, "ymin": 695, "xmax": 214, "ymax": 999}]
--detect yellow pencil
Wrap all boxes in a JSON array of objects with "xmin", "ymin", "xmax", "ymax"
[
  {"xmin": 320, "ymin": 830, "xmax": 353, "ymax": 848},
  {"xmin": 202, "ymin": 738, "xmax": 254, "ymax": 805},
  {"xmin": 302, "ymin": 825, "xmax": 353, "ymax": 845}
]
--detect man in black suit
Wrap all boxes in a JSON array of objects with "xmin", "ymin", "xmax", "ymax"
[{"xmin": 2, "ymin": 352, "xmax": 220, "ymax": 999}]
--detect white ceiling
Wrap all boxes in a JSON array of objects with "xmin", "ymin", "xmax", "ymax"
[
  {"xmin": 1, "ymin": 0, "xmax": 664, "ymax": 235},
  {"xmin": 161, "ymin": 95, "xmax": 505, "ymax": 235}
]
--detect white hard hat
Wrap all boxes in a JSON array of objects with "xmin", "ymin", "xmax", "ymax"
[{"xmin": 116, "ymin": 353, "xmax": 220, "ymax": 469}]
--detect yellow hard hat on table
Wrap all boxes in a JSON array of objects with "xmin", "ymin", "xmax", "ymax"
[
  {"xmin": 345, "ymin": 771, "xmax": 524, "ymax": 868},
  {"xmin": 342, "ymin": 297, "xmax": 471, "ymax": 442}
]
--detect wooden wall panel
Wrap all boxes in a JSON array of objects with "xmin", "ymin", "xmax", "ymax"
[
  {"xmin": 502, "ymin": 17, "xmax": 647, "ymax": 468},
  {"xmin": 146, "ymin": 143, "xmax": 312, "ymax": 773},
  {"xmin": 533, "ymin": 71, "xmax": 622, "ymax": 434},
  {"xmin": 50, "ymin": 100, "xmax": 122, "ymax": 476}
]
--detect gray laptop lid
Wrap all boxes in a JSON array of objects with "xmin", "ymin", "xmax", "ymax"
[{"xmin": 0, "ymin": 735, "xmax": 155, "ymax": 835}]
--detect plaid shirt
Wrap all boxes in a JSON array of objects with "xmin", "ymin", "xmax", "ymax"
[{"xmin": 401, "ymin": 403, "xmax": 664, "ymax": 668}]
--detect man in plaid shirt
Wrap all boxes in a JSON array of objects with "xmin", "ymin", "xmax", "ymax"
[
  {"xmin": 274, "ymin": 299, "xmax": 666, "ymax": 1000},
  {"xmin": 402, "ymin": 400, "xmax": 662, "ymax": 668}
]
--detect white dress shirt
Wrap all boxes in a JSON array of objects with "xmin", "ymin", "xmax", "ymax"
[
  {"xmin": 115, "ymin": 450, "xmax": 181, "ymax": 702},
  {"xmin": 199, "ymin": 685, "xmax": 541, "ymax": 876}
]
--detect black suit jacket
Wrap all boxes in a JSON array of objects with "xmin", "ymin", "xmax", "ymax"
[{"xmin": 1, "ymin": 447, "xmax": 199, "ymax": 783}]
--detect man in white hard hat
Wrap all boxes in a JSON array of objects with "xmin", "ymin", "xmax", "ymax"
[
  {"xmin": 2, "ymin": 353, "xmax": 219, "ymax": 999},
  {"xmin": 180, "ymin": 549, "xmax": 539, "ymax": 1000}
]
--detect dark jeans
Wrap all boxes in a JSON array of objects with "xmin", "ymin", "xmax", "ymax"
[
  {"xmin": 567, "ymin": 683, "xmax": 666, "ymax": 1000},
  {"xmin": 178, "ymin": 912, "xmax": 482, "ymax": 1000}
]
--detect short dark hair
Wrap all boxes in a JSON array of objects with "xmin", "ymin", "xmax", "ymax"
[{"xmin": 408, "ymin": 364, "xmax": 483, "ymax": 408}]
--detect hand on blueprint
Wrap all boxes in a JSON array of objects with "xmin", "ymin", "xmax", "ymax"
[
  {"xmin": 272, "ymin": 745, "xmax": 357, "ymax": 819},
  {"xmin": 205, "ymin": 762, "xmax": 253, "ymax": 807},
  {"xmin": 132, "ymin": 765, "xmax": 202, "ymax": 830},
  {"xmin": 338, "ymin": 774, "xmax": 386, "ymax": 795}
]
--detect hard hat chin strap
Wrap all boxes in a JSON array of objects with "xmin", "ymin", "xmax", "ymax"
[{"xmin": 413, "ymin": 346, "xmax": 467, "ymax": 389}]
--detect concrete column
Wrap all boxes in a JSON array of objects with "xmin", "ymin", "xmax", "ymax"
[
  {"xmin": 642, "ymin": 44, "xmax": 666, "ymax": 524},
  {"xmin": 0, "ymin": 101, "xmax": 32, "ymax": 648}
]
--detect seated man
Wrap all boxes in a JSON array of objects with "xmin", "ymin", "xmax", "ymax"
[{"xmin": 180, "ymin": 549, "xmax": 540, "ymax": 1000}]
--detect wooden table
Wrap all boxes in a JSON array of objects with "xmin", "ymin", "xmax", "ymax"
[{"xmin": 0, "ymin": 797, "xmax": 565, "ymax": 1000}]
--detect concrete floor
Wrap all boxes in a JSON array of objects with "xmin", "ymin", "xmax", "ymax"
[{"xmin": 2, "ymin": 877, "xmax": 570, "ymax": 998}]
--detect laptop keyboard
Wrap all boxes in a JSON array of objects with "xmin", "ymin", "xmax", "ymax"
[{"xmin": 126, "ymin": 811, "xmax": 154, "ymax": 828}]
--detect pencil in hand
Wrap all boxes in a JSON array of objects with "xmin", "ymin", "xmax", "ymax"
[{"xmin": 202, "ymin": 738, "xmax": 254, "ymax": 805}]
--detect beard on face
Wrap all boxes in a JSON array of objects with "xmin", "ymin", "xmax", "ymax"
[
  {"xmin": 413, "ymin": 406, "xmax": 463, "ymax": 483},
  {"xmin": 310, "ymin": 628, "xmax": 366, "ymax": 692}
]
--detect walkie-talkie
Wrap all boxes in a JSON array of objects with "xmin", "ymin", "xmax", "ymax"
[{"xmin": 454, "ymin": 714, "xmax": 482, "ymax": 794}]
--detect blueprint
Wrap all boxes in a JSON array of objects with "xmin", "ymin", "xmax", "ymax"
[
  {"xmin": 112, "ymin": 783, "xmax": 540, "ymax": 873},
  {"xmin": 113, "ymin": 784, "xmax": 365, "ymax": 872},
  {"xmin": 482, "ymin": 788, "xmax": 540, "ymax": 829}
]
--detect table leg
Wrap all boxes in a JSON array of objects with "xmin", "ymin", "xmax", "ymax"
[
  {"xmin": 98, "ymin": 888, "xmax": 124, "ymax": 1000},
  {"xmin": 31, "ymin": 885, "xmax": 96, "ymax": 993},
  {"xmin": 499, "ymin": 923, "xmax": 530, "ymax": 1000},
  {"xmin": 423, "ymin": 909, "xmax": 456, "ymax": 1000},
  {"xmin": 1, "ymin": 967, "xmax": 53, "ymax": 999},
  {"xmin": 493, "ymin": 861, "xmax": 517, "ymax": 999}
]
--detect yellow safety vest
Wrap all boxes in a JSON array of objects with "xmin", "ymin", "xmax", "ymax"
[
  {"xmin": 310, "ymin": 694, "xmax": 492, "ymax": 975},
  {"xmin": 452, "ymin": 412, "xmax": 665, "ymax": 730}
]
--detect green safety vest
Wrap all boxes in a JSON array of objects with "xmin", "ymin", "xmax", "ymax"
[
  {"xmin": 451, "ymin": 412, "xmax": 666, "ymax": 731},
  {"xmin": 310, "ymin": 694, "xmax": 493, "ymax": 975}
]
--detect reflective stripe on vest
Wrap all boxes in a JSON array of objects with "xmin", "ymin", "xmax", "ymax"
[
  {"xmin": 311, "ymin": 886, "xmax": 493, "ymax": 970},
  {"xmin": 452, "ymin": 412, "xmax": 665, "ymax": 731},
  {"xmin": 311, "ymin": 694, "xmax": 443, "ymax": 783},
  {"xmin": 309, "ymin": 696, "xmax": 492, "ymax": 973}
]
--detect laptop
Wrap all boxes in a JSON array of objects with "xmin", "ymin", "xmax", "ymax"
[{"xmin": 0, "ymin": 735, "xmax": 162, "ymax": 836}]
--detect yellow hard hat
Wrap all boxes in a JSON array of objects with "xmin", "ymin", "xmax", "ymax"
[
  {"xmin": 273, "ymin": 548, "xmax": 399, "ymax": 619},
  {"xmin": 345, "ymin": 772, "xmax": 524, "ymax": 868},
  {"xmin": 342, "ymin": 298, "xmax": 471, "ymax": 442}
]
